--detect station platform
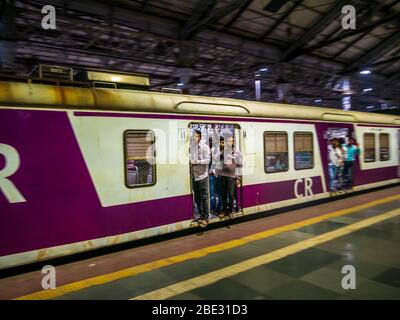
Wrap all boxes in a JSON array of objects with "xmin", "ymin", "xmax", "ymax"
[{"xmin": 1, "ymin": 186, "xmax": 399, "ymax": 300}]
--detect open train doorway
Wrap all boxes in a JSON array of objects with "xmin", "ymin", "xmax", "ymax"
[
  {"xmin": 188, "ymin": 123, "xmax": 243, "ymax": 225},
  {"xmin": 324, "ymin": 127, "xmax": 359, "ymax": 192}
]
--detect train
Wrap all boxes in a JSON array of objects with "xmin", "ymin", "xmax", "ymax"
[{"xmin": 0, "ymin": 67, "xmax": 399, "ymax": 270}]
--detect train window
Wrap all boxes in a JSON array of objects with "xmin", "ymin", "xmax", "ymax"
[
  {"xmin": 364, "ymin": 133, "xmax": 376, "ymax": 162},
  {"xmin": 294, "ymin": 132, "xmax": 314, "ymax": 170},
  {"xmin": 264, "ymin": 132, "xmax": 289, "ymax": 173},
  {"xmin": 124, "ymin": 130, "xmax": 156, "ymax": 188},
  {"xmin": 379, "ymin": 133, "xmax": 390, "ymax": 161}
]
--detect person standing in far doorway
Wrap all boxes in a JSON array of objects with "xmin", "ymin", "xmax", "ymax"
[
  {"xmin": 328, "ymin": 138, "xmax": 345, "ymax": 191},
  {"xmin": 216, "ymin": 135, "xmax": 243, "ymax": 218},
  {"xmin": 190, "ymin": 130, "xmax": 211, "ymax": 228},
  {"xmin": 342, "ymin": 137, "xmax": 360, "ymax": 189}
]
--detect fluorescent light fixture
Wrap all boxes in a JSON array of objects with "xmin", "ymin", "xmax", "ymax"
[
  {"xmin": 236, "ymin": 90, "xmax": 244, "ymax": 93},
  {"xmin": 360, "ymin": 70, "xmax": 371, "ymax": 75},
  {"xmin": 255, "ymin": 74, "xmax": 261, "ymax": 77},
  {"xmin": 363, "ymin": 88, "xmax": 373, "ymax": 92},
  {"xmin": 259, "ymin": 68, "xmax": 268, "ymax": 72},
  {"xmin": 255, "ymin": 80, "xmax": 261, "ymax": 101},
  {"xmin": 314, "ymin": 99, "xmax": 322, "ymax": 103},
  {"xmin": 343, "ymin": 96, "xmax": 351, "ymax": 110},
  {"xmin": 177, "ymin": 82, "xmax": 184, "ymax": 86},
  {"xmin": 366, "ymin": 106, "xmax": 374, "ymax": 109}
]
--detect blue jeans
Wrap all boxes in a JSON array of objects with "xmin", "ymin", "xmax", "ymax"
[
  {"xmin": 209, "ymin": 175, "xmax": 222, "ymax": 211},
  {"xmin": 221, "ymin": 176, "xmax": 235, "ymax": 213},
  {"xmin": 193, "ymin": 177, "xmax": 209, "ymax": 219},
  {"xmin": 329, "ymin": 165, "xmax": 339, "ymax": 190},
  {"xmin": 343, "ymin": 161, "xmax": 354, "ymax": 188}
]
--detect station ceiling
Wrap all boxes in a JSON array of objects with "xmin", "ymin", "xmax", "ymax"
[{"xmin": 1, "ymin": 0, "xmax": 400, "ymax": 112}]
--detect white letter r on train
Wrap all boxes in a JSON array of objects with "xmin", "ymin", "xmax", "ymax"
[{"xmin": 0, "ymin": 144, "xmax": 26, "ymax": 203}]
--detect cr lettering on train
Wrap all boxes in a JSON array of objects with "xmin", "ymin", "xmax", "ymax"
[
  {"xmin": 0, "ymin": 144, "xmax": 26, "ymax": 203},
  {"xmin": 294, "ymin": 178, "xmax": 314, "ymax": 198}
]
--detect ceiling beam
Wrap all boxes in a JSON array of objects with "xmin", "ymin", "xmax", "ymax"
[
  {"xmin": 301, "ymin": 12, "xmax": 400, "ymax": 54},
  {"xmin": 141, "ymin": 0, "xmax": 150, "ymax": 10},
  {"xmin": 179, "ymin": 0, "xmax": 246, "ymax": 40},
  {"xmin": 179, "ymin": 0, "xmax": 217, "ymax": 40},
  {"xmin": 222, "ymin": 0, "xmax": 253, "ymax": 30},
  {"xmin": 329, "ymin": 30, "xmax": 369, "ymax": 60},
  {"xmin": 369, "ymin": 55, "xmax": 400, "ymax": 68},
  {"xmin": 12, "ymin": 0, "xmax": 400, "ymax": 102},
  {"xmin": 280, "ymin": 0, "xmax": 349, "ymax": 62},
  {"xmin": 389, "ymin": 70, "xmax": 400, "ymax": 82},
  {"xmin": 345, "ymin": 31, "xmax": 400, "ymax": 72},
  {"xmin": 327, "ymin": 1, "xmax": 383, "ymax": 60},
  {"xmin": 259, "ymin": 0, "xmax": 303, "ymax": 40},
  {"xmin": 329, "ymin": 0, "xmax": 400, "ymax": 60},
  {"xmin": 382, "ymin": 0, "xmax": 400, "ymax": 12}
]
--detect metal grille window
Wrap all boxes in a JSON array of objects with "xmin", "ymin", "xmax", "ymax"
[
  {"xmin": 364, "ymin": 133, "xmax": 376, "ymax": 162},
  {"xmin": 294, "ymin": 132, "xmax": 314, "ymax": 170},
  {"xmin": 379, "ymin": 133, "xmax": 390, "ymax": 161},
  {"xmin": 124, "ymin": 130, "xmax": 156, "ymax": 187},
  {"xmin": 264, "ymin": 132, "xmax": 288, "ymax": 173}
]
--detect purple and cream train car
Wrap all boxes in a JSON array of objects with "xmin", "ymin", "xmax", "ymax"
[{"xmin": 0, "ymin": 71, "xmax": 399, "ymax": 270}]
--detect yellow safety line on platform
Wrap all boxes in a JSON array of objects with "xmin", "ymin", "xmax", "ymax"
[
  {"xmin": 131, "ymin": 208, "xmax": 400, "ymax": 300},
  {"xmin": 15, "ymin": 193, "xmax": 400, "ymax": 300}
]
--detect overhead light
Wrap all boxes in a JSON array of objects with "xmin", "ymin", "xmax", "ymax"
[
  {"xmin": 366, "ymin": 106, "xmax": 374, "ymax": 109},
  {"xmin": 236, "ymin": 90, "xmax": 244, "ymax": 93},
  {"xmin": 177, "ymin": 82, "xmax": 184, "ymax": 86},
  {"xmin": 255, "ymin": 74, "xmax": 261, "ymax": 77},
  {"xmin": 314, "ymin": 99, "xmax": 322, "ymax": 103},
  {"xmin": 343, "ymin": 96, "xmax": 351, "ymax": 110},
  {"xmin": 363, "ymin": 88, "xmax": 373, "ymax": 92},
  {"xmin": 360, "ymin": 70, "xmax": 371, "ymax": 75},
  {"xmin": 259, "ymin": 68, "xmax": 268, "ymax": 72}
]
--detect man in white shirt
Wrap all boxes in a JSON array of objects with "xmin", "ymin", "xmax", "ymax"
[
  {"xmin": 328, "ymin": 138, "xmax": 345, "ymax": 191},
  {"xmin": 190, "ymin": 130, "xmax": 211, "ymax": 227}
]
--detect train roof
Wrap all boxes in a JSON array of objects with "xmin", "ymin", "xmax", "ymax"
[{"xmin": 0, "ymin": 80, "xmax": 399, "ymax": 126}]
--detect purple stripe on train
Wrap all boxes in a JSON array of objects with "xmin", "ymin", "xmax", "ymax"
[{"xmin": 242, "ymin": 176, "xmax": 324, "ymax": 208}]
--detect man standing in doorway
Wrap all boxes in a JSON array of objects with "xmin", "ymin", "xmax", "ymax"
[
  {"xmin": 216, "ymin": 135, "xmax": 243, "ymax": 218},
  {"xmin": 190, "ymin": 130, "xmax": 211, "ymax": 228}
]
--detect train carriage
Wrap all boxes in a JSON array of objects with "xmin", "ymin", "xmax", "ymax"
[{"xmin": 0, "ymin": 69, "xmax": 399, "ymax": 270}]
